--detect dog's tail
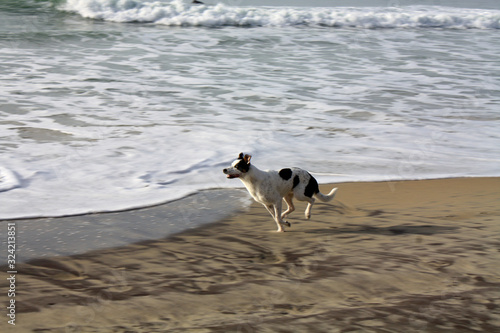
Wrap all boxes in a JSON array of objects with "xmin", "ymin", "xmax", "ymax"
[{"xmin": 315, "ymin": 187, "xmax": 338, "ymax": 203}]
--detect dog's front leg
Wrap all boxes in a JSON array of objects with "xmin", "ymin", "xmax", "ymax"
[
  {"xmin": 264, "ymin": 204, "xmax": 276, "ymax": 219},
  {"xmin": 274, "ymin": 202, "xmax": 291, "ymax": 232},
  {"xmin": 272, "ymin": 203, "xmax": 284, "ymax": 232},
  {"xmin": 264, "ymin": 203, "xmax": 289, "ymax": 232},
  {"xmin": 281, "ymin": 193, "xmax": 295, "ymax": 219},
  {"xmin": 265, "ymin": 204, "xmax": 282, "ymax": 232}
]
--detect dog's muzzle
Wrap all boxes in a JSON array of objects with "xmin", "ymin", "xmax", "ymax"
[{"xmin": 223, "ymin": 168, "xmax": 239, "ymax": 179}]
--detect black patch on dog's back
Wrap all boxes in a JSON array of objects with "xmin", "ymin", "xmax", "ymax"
[
  {"xmin": 278, "ymin": 168, "xmax": 293, "ymax": 180},
  {"xmin": 304, "ymin": 173, "xmax": 319, "ymax": 198},
  {"xmin": 292, "ymin": 175, "xmax": 300, "ymax": 189}
]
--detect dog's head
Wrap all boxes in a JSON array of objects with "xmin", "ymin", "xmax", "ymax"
[{"xmin": 223, "ymin": 152, "xmax": 251, "ymax": 179}]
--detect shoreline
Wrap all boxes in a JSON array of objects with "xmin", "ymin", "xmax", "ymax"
[
  {"xmin": 2, "ymin": 173, "xmax": 497, "ymax": 221},
  {"xmin": 1, "ymin": 177, "xmax": 500, "ymax": 332}
]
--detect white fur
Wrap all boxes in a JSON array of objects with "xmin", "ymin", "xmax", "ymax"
[{"xmin": 223, "ymin": 154, "xmax": 337, "ymax": 232}]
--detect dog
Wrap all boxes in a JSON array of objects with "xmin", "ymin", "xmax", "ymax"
[{"xmin": 223, "ymin": 153, "xmax": 338, "ymax": 232}]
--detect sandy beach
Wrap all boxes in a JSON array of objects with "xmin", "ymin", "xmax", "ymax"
[{"xmin": 1, "ymin": 177, "xmax": 500, "ymax": 332}]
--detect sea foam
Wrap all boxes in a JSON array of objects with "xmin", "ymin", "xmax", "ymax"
[
  {"xmin": 61, "ymin": 0, "xmax": 500, "ymax": 29},
  {"xmin": 0, "ymin": 166, "xmax": 20, "ymax": 192}
]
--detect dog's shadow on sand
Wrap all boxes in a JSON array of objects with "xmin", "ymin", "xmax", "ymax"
[
  {"xmin": 303, "ymin": 224, "xmax": 459, "ymax": 236},
  {"xmin": 301, "ymin": 203, "xmax": 459, "ymax": 236}
]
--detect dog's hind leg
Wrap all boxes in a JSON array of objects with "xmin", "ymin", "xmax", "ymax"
[
  {"xmin": 304, "ymin": 197, "xmax": 315, "ymax": 220},
  {"xmin": 281, "ymin": 193, "xmax": 295, "ymax": 220}
]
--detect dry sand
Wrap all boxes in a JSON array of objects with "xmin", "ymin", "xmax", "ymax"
[{"xmin": 1, "ymin": 177, "xmax": 500, "ymax": 332}]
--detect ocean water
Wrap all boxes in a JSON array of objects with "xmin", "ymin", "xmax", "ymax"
[{"xmin": 1, "ymin": 0, "xmax": 499, "ymax": 219}]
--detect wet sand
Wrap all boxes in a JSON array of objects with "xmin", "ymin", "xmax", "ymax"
[
  {"xmin": 1, "ymin": 177, "xmax": 500, "ymax": 332},
  {"xmin": 2, "ymin": 189, "xmax": 250, "ymax": 263}
]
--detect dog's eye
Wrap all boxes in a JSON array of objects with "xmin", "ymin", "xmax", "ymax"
[{"xmin": 234, "ymin": 160, "xmax": 249, "ymax": 172}]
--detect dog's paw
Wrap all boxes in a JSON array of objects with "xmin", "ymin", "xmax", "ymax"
[{"xmin": 284, "ymin": 221, "xmax": 291, "ymax": 227}]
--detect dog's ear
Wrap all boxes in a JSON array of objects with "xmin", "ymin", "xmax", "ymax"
[
  {"xmin": 238, "ymin": 152, "xmax": 244, "ymax": 159},
  {"xmin": 243, "ymin": 154, "xmax": 252, "ymax": 164}
]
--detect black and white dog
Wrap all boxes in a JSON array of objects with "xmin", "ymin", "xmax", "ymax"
[{"xmin": 223, "ymin": 153, "xmax": 337, "ymax": 232}]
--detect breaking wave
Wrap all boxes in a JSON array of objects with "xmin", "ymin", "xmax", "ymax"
[{"xmin": 60, "ymin": 0, "xmax": 500, "ymax": 29}]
